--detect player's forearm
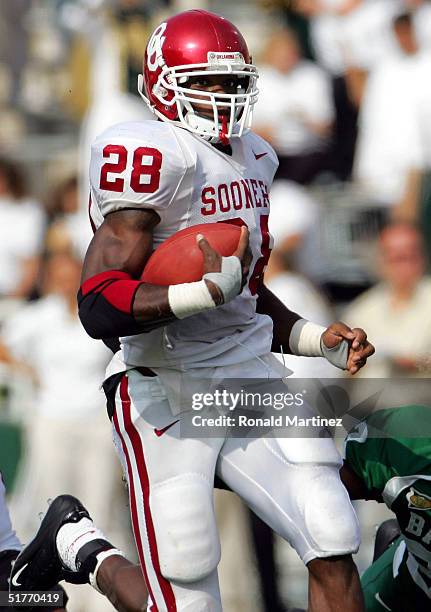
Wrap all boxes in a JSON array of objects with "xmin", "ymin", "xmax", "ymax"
[
  {"xmin": 133, "ymin": 283, "xmax": 174, "ymax": 324},
  {"xmin": 257, "ymin": 285, "xmax": 355, "ymax": 369},
  {"xmin": 256, "ymin": 284, "xmax": 302, "ymax": 353},
  {"xmin": 78, "ymin": 272, "xmax": 225, "ymax": 340},
  {"xmin": 77, "ymin": 271, "xmax": 173, "ymax": 339}
]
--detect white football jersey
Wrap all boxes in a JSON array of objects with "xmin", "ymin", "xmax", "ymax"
[{"xmin": 89, "ymin": 121, "xmax": 279, "ymax": 370}]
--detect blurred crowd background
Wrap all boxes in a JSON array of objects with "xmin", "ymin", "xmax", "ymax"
[{"xmin": 1, "ymin": 0, "xmax": 431, "ymax": 610}]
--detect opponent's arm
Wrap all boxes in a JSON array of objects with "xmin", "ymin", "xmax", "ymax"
[
  {"xmin": 340, "ymin": 462, "xmax": 382, "ymax": 502},
  {"xmin": 79, "ymin": 209, "xmax": 249, "ymax": 339},
  {"xmin": 256, "ymin": 283, "xmax": 375, "ymax": 374}
]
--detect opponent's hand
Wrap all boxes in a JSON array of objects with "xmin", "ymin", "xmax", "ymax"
[
  {"xmin": 321, "ymin": 322, "xmax": 375, "ymax": 375},
  {"xmin": 197, "ymin": 227, "xmax": 250, "ymax": 304}
]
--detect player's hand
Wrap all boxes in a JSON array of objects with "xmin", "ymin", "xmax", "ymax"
[
  {"xmin": 197, "ymin": 226, "xmax": 250, "ymax": 304},
  {"xmin": 321, "ymin": 322, "xmax": 375, "ymax": 375}
]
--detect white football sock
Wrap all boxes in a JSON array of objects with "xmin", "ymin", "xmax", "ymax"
[
  {"xmin": 56, "ymin": 517, "xmax": 109, "ymax": 572},
  {"xmin": 89, "ymin": 548, "xmax": 126, "ymax": 593}
]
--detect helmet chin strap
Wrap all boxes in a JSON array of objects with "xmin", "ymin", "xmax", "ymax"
[
  {"xmin": 185, "ymin": 112, "xmax": 226, "ymax": 144},
  {"xmin": 219, "ymin": 116, "xmax": 230, "ymax": 146}
]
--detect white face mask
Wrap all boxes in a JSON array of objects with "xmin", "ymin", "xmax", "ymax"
[{"xmin": 138, "ymin": 53, "xmax": 259, "ymax": 144}]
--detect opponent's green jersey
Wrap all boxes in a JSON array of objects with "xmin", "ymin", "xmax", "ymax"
[{"xmin": 345, "ymin": 405, "xmax": 431, "ymax": 598}]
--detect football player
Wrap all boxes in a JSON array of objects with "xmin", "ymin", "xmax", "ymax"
[
  {"xmin": 11, "ymin": 10, "xmax": 374, "ymax": 612},
  {"xmin": 341, "ymin": 405, "xmax": 431, "ymax": 611},
  {"xmin": 0, "ymin": 474, "xmax": 67, "ymax": 612}
]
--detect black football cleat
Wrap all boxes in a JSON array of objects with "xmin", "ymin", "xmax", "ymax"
[{"xmin": 9, "ymin": 494, "xmax": 95, "ymax": 593}]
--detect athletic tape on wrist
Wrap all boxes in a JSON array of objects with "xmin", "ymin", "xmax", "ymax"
[
  {"xmin": 320, "ymin": 337, "xmax": 349, "ymax": 370},
  {"xmin": 289, "ymin": 319, "xmax": 325, "ymax": 357},
  {"xmin": 168, "ymin": 256, "xmax": 242, "ymax": 319},
  {"xmin": 89, "ymin": 548, "xmax": 126, "ymax": 593},
  {"xmin": 203, "ymin": 256, "xmax": 242, "ymax": 303}
]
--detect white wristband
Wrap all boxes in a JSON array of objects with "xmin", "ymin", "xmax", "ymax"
[
  {"xmin": 289, "ymin": 319, "xmax": 325, "ymax": 357},
  {"xmin": 168, "ymin": 280, "xmax": 216, "ymax": 319},
  {"xmin": 289, "ymin": 318, "xmax": 350, "ymax": 369}
]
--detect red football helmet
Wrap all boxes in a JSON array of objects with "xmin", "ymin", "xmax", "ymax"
[{"xmin": 138, "ymin": 10, "xmax": 259, "ymax": 144}]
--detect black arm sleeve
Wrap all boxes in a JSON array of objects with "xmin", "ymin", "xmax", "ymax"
[{"xmin": 78, "ymin": 270, "xmax": 168, "ymax": 339}]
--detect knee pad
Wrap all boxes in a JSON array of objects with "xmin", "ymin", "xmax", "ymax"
[
  {"xmin": 265, "ymin": 439, "xmax": 359, "ymax": 563},
  {"xmin": 151, "ymin": 475, "xmax": 221, "ymax": 584},
  {"xmin": 172, "ymin": 593, "xmax": 222, "ymax": 612},
  {"xmin": 301, "ymin": 466, "xmax": 360, "ymax": 560}
]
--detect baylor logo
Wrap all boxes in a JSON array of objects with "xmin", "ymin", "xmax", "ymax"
[
  {"xmin": 407, "ymin": 487, "xmax": 431, "ymax": 511},
  {"xmin": 406, "ymin": 511, "xmax": 431, "ymax": 544}
]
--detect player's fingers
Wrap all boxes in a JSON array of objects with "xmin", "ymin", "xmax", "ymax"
[
  {"xmin": 197, "ymin": 234, "xmax": 218, "ymax": 259},
  {"xmin": 196, "ymin": 233, "xmax": 213, "ymax": 255},
  {"xmin": 233, "ymin": 226, "xmax": 249, "ymax": 260},
  {"xmin": 350, "ymin": 327, "xmax": 367, "ymax": 350},
  {"xmin": 356, "ymin": 342, "xmax": 375, "ymax": 359},
  {"xmin": 350, "ymin": 342, "xmax": 374, "ymax": 362},
  {"xmin": 348, "ymin": 357, "xmax": 366, "ymax": 374},
  {"xmin": 197, "ymin": 234, "xmax": 221, "ymax": 272},
  {"xmin": 328, "ymin": 321, "xmax": 356, "ymax": 341}
]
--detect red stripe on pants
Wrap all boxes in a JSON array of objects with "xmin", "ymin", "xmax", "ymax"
[
  {"xmin": 112, "ymin": 408, "xmax": 156, "ymax": 608},
  {"xmin": 117, "ymin": 375, "xmax": 177, "ymax": 611}
]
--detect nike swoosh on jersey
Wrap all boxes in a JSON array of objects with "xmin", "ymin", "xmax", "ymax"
[
  {"xmin": 11, "ymin": 563, "xmax": 29, "ymax": 587},
  {"xmin": 154, "ymin": 420, "xmax": 180, "ymax": 437},
  {"xmin": 254, "ymin": 151, "xmax": 268, "ymax": 160},
  {"xmin": 375, "ymin": 593, "xmax": 392, "ymax": 611}
]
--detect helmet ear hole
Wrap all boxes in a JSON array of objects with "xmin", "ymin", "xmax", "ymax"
[{"xmin": 153, "ymin": 84, "xmax": 168, "ymax": 98}]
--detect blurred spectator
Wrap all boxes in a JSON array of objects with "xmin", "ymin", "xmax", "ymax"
[
  {"xmin": 0, "ymin": 158, "xmax": 45, "ymax": 305},
  {"xmin": 289, "ymin": 0, "xmax": 405, "ymax": 179},
  {"xmin": 343, "ymin": 222, "xmax": 431, "ymax": 377},
  {"xmin": 45, "ymin": 175, "xmax": 93, "ymax": 260},
  {"xmin": 293, "ymin": 0, "xmax": 400, "ymax": 76},
  {"xmin": 1, "ymin": 254, "xmax": 111, "ymax": 527},
  {"xmin": 267, "ymin": 179, "xmax": 325, "ymax": 284},
  {"xmin": 254, "ymin": 28, "xmax": 334, "ymax": 184},
  {"xmin": 0, "ymin": 0, "xmax": 28, "ymax": 107},
  {"xmin": 0, "ymin": 251, "xmax": 121, "ymax": 610},
  {"xmin": 412, "ymin": 0, "xmax": 431, "ymax": 50},
  {"xmin": 354, "ymin": 10, "xmax": 431, "ymax": 211},
  {"xmin": 112, "ymin": 0, "xmax": 153, "ymax": 95},
  {"xmin": 0, "ymin": 474, "xmax": 21, "ymax": 557}
]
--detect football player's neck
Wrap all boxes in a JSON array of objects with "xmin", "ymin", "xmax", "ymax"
[{"xmin": 212, "ymin": 141, "xmax": 232, "ymax": 156}]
